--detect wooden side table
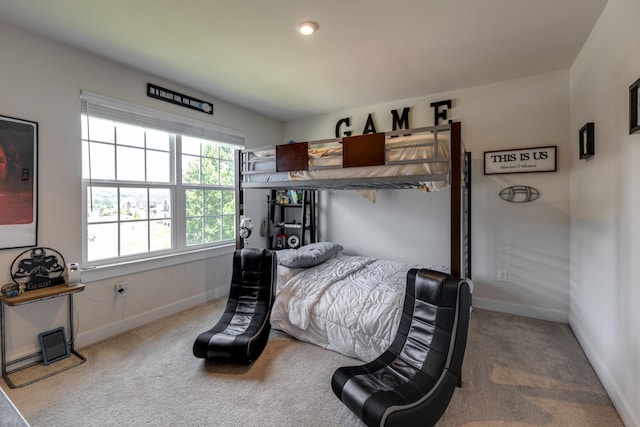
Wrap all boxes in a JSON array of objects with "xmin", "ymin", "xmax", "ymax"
[{"xmin": 1, "ymin": 284, "xmax": 86, "ymax": 388}]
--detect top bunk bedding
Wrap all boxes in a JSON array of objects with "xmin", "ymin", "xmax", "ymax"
[{"xmin": 239, "ymin": 124, "xmax": 463, "ymax": 191}]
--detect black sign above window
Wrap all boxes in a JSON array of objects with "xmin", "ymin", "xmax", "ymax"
[{"xmin": 147, "ymin": 83, "xmax": 213, "ymax": 115}]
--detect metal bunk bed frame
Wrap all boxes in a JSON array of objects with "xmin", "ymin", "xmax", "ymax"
[{"xmin": 235, "ymin": 121, "xmax": 471, "ymax": 279}]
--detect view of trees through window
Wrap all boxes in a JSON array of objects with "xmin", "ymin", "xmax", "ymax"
[
  {"xmin": 182, "ymin": 136, "xmax": 236, "ymax": 246},
  {"xmin": 82, "ymin": 116, "xmax": 236, "ymax": 263}
]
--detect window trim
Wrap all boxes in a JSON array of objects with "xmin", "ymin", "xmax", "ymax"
[
  {"xmin": 80, "ymin": 91, "xmax": 244, "ymax": 278},
  {"xmin": 80, "ymin": 243, "xmax": 236, "ymax": 283}
]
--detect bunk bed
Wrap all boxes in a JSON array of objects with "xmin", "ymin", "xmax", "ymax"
[{"xmin": 234, "ymin": 122, "xmax": 471, "ymax": 361}]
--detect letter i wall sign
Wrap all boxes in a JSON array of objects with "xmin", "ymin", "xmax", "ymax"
[{"xmin": 483, "ymin": 146, "xmax": 557, "ymax": 175}]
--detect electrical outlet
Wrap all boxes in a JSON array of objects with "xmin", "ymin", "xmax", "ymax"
[
  {"xmin": 115, "ymin": 281, "xmax": 128, "ymax": 298},
  {"xmin": 498, "ymin": 269, "xmax": 509, "ymax": 282}
]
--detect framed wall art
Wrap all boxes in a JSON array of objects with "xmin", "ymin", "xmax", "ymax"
[
  {"xmin": 0, "ymin": 115, "xmax": 38, "ymax": 249},
  {"xmin": 630, "ymin": 77, "xmax": 640, "ymax": 135},
  {"xmin": 579, "ymin": 122, "xmax": 595, "ymax": 159},
  {"xmin": 484, "ymin": 146, "xmax": 557, "ymax": 175}
]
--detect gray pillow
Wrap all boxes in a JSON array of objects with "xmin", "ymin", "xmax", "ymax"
[{"xmin": 277, "ymin": 242, "xmax": 343, "ymax": 268}]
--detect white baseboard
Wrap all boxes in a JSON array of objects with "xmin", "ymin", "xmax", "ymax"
[
  {"xmin": 570, "ymin": 315, "xmax": 640, "ymax": 427},
  {"xmin": 472, "ymin": 296, "xmax": 569, "ymax": 323},
  {"xmin": 76, "ymin": 286, "xmax": 228, "ymax": 348}
]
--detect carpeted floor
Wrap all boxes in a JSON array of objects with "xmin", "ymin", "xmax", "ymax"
[{"xmin": 2, "ymin": 300, "xmax": 623, "ymax": 426}]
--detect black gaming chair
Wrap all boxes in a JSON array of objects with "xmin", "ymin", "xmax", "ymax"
[
  {"xmin": 331, "ymin": 269, "xmax": 472, "ymax": 427},
  {"xmin": 193, "ymin": 248, "xmax": 276, "ymax": 363}
]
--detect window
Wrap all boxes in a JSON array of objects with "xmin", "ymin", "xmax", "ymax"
[{"xmin": 81, "ymin": 92, "xmax": 244, "ymax": 267}]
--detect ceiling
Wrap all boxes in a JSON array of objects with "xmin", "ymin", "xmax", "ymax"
[{"xmin": 0, "ymin": 0, "xmax": 608, "ymax": 122}]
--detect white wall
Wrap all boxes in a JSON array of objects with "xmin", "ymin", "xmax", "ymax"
[
  {"xmin": 283, "ymin": 70, "xmax": 571, "ymax": 323},
  {"xmin": 0, "ymin": 23, "xmax": 282, "ymax": 358},
  {"xmin": 570, "ymin": 0, "xmax": 640, "ymax": 425}
]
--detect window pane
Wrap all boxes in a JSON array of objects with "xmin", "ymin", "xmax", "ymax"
[
  {"xmin": 120, "ymin": 188, "xmax": 148, "ymax": 221},
  {"xmin": 147, "ymin": 150, "xmax": 171, "ymax": 183},
  {"xmin": 182, "ymin": 136, "xmax": 201, "ymax": 156},
  {"xmin": 82, "ymin": 140, "xmax": 90, "ymax": 179},
  {"xmin": 202, "ymin": 141, "xmax": 219, "ymax": 158},
  {"xmin": 150, "ymin": 220, "xmax": 171, "ymax": 251},
  {"xmin": 87, "ymin": 187, "xmax": 118, "ymax": 223},
  {"xmin": 185, "ymin": 189, "xmax": 203, "ymax": 217},
  {"xmin": 204, "ymin": 216, "xmax": 221, "ymax": 242},
  {"xmin": 220, "ymin": 160, "xmax": 233, "ymax": 186},
  {"xmin": 87, "ymin": 223, "xmax": 118, "ymax": 261},
  {"xmin": 120, "ymin": 221, "xmax": 149, "ymax": 256},
  {"xmin": 222, "ymin": 190, "xmax": 235, "ymax": 215},
  {"xmin": 83, "ymin": 116, "xmax": 114, "ymax": 143},
  {"xmin": 202, "ymin": 157, "xmax": 219, "ymax": 185},
  {"xmin": 88, "ymin": 142, "xmax": 115, "ymax": 180},
  {"xmin": 186, "ymin": 217, "xmax": 203, "ymax": 246},
  {"xmin": 146, "ymin": 129, "xmax": 170, "ymax": 151},
  {"xmin": 222, "ymin": 215, "xmax": 235, "ymax": 240},
  {"xmin": 204, "ymin": 190, "xmax": 221, "ymax": 215},
  {"xmin": 182, "ymin": 155, "xmax": 201, "ymax": 184},
  {"xmin": 117, "ymin": 146, "xmax": 145, "ymax": 181},
  {"xmin": 220, "ymin": 145, "xmax": 234, "ymax": 161},
  {"xmin": 149, "ymin": 188, "xmax": 171, "ymax": 219},
  {"xmin": 81, "ymin": 115, "xmax": 88, "ymax": 140},
  {"xmin": 117, "ymin": 123, "xmax": 145, "ymax": 147}
]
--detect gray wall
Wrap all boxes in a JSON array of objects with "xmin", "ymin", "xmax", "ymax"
[
  {"xmin": 570, "ymin": 0, "xmax": 640, "ymax": 424},
  {"xmin": 283, "ymin": 70, "xmax": 571, "ymax": 322}
]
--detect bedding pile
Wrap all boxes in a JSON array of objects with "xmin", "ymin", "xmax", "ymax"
[{"xmin": 271, "ymin": 248, "xmax": 416, "ymax": 362}]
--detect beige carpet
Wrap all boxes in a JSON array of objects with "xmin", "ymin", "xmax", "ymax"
[{"xmin": 3, "ymin": 300, "xmax": 622, "ymax": 426}]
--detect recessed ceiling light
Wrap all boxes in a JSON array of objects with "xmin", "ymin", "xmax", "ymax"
[{"xmin": 297, "ymin": 21, "xmax": 318, "ymax": 36}]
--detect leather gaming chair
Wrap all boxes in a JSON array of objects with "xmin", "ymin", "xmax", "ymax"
[
  {"xmin": 193, "ymin": 248, "xmax": 276, "ymax": 363},
  {"xmin": 331, "ymin": 269, "xmax": 472, "ymax": 427}
]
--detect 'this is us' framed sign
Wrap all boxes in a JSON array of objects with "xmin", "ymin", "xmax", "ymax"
[{"xmin": 484, "ymin": 146, "xmax": 557, "ymax": 175}]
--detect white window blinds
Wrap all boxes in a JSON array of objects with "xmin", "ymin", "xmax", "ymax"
[{"xmin": 80, "ymin": 90, "xmax": 244, "ymax": 146}]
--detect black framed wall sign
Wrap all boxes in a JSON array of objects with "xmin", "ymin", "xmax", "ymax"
[
  {"xmin": 579, "ymin": 122, "xmax": 595, "ymax": 159},
  {"xmin": 484, "ymin": 146, "xmax": 557, "ymax": 175},
  {"xmin": 630, "ymin": 77, "xmax": 640, "ymax": 134},
  {"xmin": 147, "ymin": 83, "xmax": 213, "ymax": 115},
  {"xmin": 0, "ymin": 115, "xmax": 38, "ymax": 249}
]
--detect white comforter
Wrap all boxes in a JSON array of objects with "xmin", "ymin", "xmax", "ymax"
[{"xmin": 270, "ymin": 255, "xmax": 414, "ymax": 362}]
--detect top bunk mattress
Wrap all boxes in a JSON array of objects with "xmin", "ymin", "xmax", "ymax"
[{"xmin": 240, "ymin": 126, "xmax": 453, "ymax": 191}]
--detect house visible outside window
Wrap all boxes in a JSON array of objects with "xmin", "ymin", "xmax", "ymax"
[{"xmin": 81, "ymin": 91, "xmax": 243, "ymax": 268}]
